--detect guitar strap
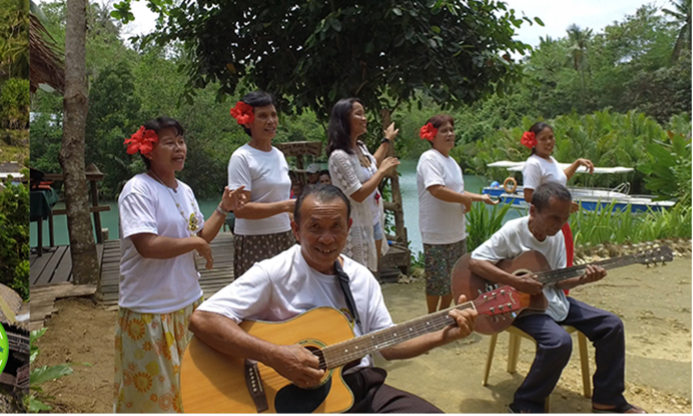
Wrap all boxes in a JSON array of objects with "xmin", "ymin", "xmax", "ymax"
[{"xmin": 334, "ymin": 260, "xmax": 362, "ymax": 331}]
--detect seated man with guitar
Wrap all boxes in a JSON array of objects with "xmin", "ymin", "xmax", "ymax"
[
  {"xmin": 185, "ymin": 184, "xmax": 477, "ymax": 413},
  {"xmin": 468, "ymin": 182, "xmax": 645, "ymax": 414}
]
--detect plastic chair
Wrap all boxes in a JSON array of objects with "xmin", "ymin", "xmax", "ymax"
[{"xmin": 482, "ymin": 325, "xmax": 592, "ymax": 412}]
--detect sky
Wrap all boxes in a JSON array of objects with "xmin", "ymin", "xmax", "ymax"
[{"xmin": 112, "ymin": 0, "xmax": 666, "ymax": 47}]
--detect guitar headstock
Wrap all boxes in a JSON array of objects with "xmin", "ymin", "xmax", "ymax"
[
  {"xmin": 473, "ymin": 286, "xmax": 530, "ymax": 318},
  {"xmin": 634, "ymin": 245, "xmax": 674, "ymax": 266}
]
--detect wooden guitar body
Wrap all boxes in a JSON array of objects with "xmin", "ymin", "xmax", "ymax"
[
  {"xmin": 451, "ymin": 251, "xmax": 550, "ymax": 334},
  {"xmin": 181, "ymin": 307, "xmax": 355, "ymax": 414}
]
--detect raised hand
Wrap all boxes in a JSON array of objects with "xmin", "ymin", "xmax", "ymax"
[
  {"xmin": 575, "ymin": 158, "xmax": 594, "ymax": 174},
  {"xmin": 220, "ymin": 185, "xmax": 246, "ymax": 212},
  {"xmin": 383, "ymin": 122, "xmax": 400, "ymax": 143},
  {"xmin": 378, "ymin": 157, "xmax": 400, "ymax": 176}
]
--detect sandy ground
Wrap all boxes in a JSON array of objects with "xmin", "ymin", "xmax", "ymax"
[{"xmin": 34, "ymin": 258, "xmax": 691, "ymax": 413}]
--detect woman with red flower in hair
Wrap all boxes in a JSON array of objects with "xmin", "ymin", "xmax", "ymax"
[
  {"xmin": 417, "ymin": 114, "xmax": 497, "ymax": 313},
  {"xmin": 227, "ymin": 91, "xmax": 296, "ymax": 277},
  {"xmin": 115, "ymin": 116, "xmax": 245, "ymax": 412},
  {"xmin": 521, "ymin": 121, "xmax": 595, "ymax": 269}
]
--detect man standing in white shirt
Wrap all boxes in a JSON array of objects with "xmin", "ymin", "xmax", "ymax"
[
  {"xmin": 189, "ymin": 185, "xmax": 477, "ymax": 413},
  {"xmin": 469, "ymin": 182, "xmax": 646, "ymax": 414}
]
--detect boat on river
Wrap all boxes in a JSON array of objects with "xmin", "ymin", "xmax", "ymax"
[{"xmin": 481, "ymin": 160, "xmax": 676, "ymax": 213}]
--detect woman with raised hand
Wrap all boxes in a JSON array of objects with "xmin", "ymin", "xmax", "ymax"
[
  {"xmin": 227, "ymin": 91, "xmax": 296, "ymax": 277},
  {"xmin": 115, "ymin": 117, "xmax": 245, "ymax": 413},
  {"xmin": 521, "ymin": 121, "xmax": 595, "ymax": 269},
  {"xmin": 327, "ymin": 98, "xmax": 399, "ymax": 272},
  {"xmin": 417, "ymin": 115, "xmax": 498, "ymax": 313}
]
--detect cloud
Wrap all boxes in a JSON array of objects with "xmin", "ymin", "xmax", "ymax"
[{"xmin": 504, "ymin": 0, "xmax": 663, "ymax": 46}]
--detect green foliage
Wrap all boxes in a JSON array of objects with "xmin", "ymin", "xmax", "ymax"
[
  {"xmin": 0, "ymin": 181, "xmax": 29, "ymax": 300},
  {"xmin": 0, "ymin": 0, "xmax": 29, "ymax": 80},
  {"xmin": 570, "ymin": 203, "xmax": 692, "ymax": 247},
  {"xmin": 466, "ymin": 202, "xmax": 517, "ymax": 251},
  {"xmin": 27, "ymin": 328, "xmax": 90, "ymax": 413},
  {"xmin": 460, "ymin": 110, "xmax": 691, "ymax": 196},
  {"xmin": 638, "ymin": 125, "xmax": 692, "ymax": 205},
  {"xmin": 124, "ymin": 0, "xmax": 533, "ymax": 121},
  {"xmin": 0, "ymin": 78, "xmax": 29, "ymax": 129}
]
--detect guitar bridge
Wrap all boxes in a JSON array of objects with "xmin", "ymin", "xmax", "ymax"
[{"xmin": 244, "ymin": 359, "xmax": 268, "ymax": 413}]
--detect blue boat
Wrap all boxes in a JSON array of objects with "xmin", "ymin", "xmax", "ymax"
[{"xmin": 482, "ymin": 161, "xmax": 675, "ymax": 213}]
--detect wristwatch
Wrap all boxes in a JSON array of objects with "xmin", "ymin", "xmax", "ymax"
[{"xmin": 380, "ymin": 137, "xmax": 391, "ymax": 144}]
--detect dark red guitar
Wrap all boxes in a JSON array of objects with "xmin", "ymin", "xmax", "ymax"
[{"xmin": 451, "ymin": 246, "xmax": 673, "ymax": 334}]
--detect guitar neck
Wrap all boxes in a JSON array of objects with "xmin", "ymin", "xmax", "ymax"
[
  {"xmin": 536, "ymin": 254, "xmax": 637, "ymax": 285},
  {"xmin": 319, "ymin": 302, "xmax": 475, "ymax": 370}
]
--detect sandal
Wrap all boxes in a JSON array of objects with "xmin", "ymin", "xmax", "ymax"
[{"xmin": 592, "ymin": 403, "xmax": 647, "ymax": 413}]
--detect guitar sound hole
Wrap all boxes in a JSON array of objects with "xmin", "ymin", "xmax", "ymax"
[{"xmin": 274, "ymin": 377, "xmax": 332, "ymax": 413}]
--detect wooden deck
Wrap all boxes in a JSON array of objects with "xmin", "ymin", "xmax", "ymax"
[{"xmin": 30, "ymin": 232, "xmax": 237, "ymax": 306}]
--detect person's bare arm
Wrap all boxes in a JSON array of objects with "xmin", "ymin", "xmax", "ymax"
[
  {"xmin": 563, "ymin": 158, "xmax": 594, "ymax": 180},
  {"xmin": 468, "ymin": 258, "xmax": 543, "ymax": 295},
  {"xmin": 349, "ymin": 157, "xmax": 399, "ymax": 203},
  {"xmin": 129, "ymin": 233, "xmax": 213, "ymax": 270},
  {"xmin": 233, "ymin": 190, "xmax": 295, "ymax": 220},
  {"xmin": 188, "ymin": 311, "xmax": 324, "ymax": 387},
  {"xmin": 372, "ymin": 123, "xmax": 399, "ymax": 166}
]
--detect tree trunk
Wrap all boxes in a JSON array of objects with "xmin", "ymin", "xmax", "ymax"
[
  {"xmin": 379, "ymin": 108, "xmax": 406, "ymax": 244},
  {"xmin": 59, "ymin": 0, "xmax": 99, "ymax": 286}
]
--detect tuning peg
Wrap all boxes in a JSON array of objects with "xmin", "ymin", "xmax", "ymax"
[
  {"xmin": 500, "ymin": 314, "xmax": 506, "ymax": 320},
  {"xmin": 478, "ymin": 289, "xmax": 484, "ymax": 296},
  {"xmin": 511, "ymin": 312, "xmax": 517, "ymax": 318}
]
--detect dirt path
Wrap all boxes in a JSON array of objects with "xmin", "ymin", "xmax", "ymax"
[{"xmin": 34, "ymin": 258, "xmax": 691, "ymax": 413}]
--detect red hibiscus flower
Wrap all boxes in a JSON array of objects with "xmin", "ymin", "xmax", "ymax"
[
  {"xmin": 230, "ymin": 101, "xmax": 255, "ymax": 125},
  {"xmin": 520, "ymin": 131, "xmax": 537, "ymax": 149},
  {"xmin": 419, "ymin": 123, "xmax": 438, "ymax": 141},
  {"xmin": 124, "ymin": 126, "xmax": 159, "ymax": 155}
]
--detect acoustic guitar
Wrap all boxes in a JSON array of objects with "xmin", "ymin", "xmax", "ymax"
[
  {"xmin": 181, "ymin": 286, "xmax": 526, "ymax": 413},
  {"xmin": 450, "ymin": 245, "xmax": 673, "ymax": 335}
]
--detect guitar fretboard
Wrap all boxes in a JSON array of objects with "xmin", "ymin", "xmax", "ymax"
[
  {"xmin": 535, "ymin": 255, "xmax": 637, "ymax": 285},
  {"xmin": 316, "ymin": 302, "xmax": 475, "ymax": 370}
]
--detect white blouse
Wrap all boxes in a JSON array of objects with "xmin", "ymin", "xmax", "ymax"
[{"xmin": 328, "ymin": 142, "xmax": 388, "ymax": 271}]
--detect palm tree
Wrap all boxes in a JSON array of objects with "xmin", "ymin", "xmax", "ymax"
[
  {"xmin": 565, "ymin": 24, "xmax": 593, "ymax": 95},
  {"xmin": 663, "ymin": 0, "xmax": 692, "ymax": 62}
]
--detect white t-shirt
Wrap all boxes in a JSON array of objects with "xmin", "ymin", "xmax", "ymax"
[
  {"xmin": 522, "ymin": 154, "xmax": 567, "ymax": 190},
  {"xmin": 417, "ymin": 149, "xmax": 466, "ymax": 245},
  {"xmin": 228, "ymin": 144, "xmax": 291, "ymax": 235},
  {"xmin": 197, "ymin": 245, "xmax": 394, "ymax": 370},
  {"xmin": 118, "ymin": 173, "xmax": 205, "ymax": 314},
  {"xmin": 470, "ymin": 217, "xmax": 569, "ymax": 321}
]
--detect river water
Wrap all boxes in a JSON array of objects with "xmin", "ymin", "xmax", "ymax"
[{"xmin": 30, "ymin": 160, "xmax": 492, "ymax": 254}]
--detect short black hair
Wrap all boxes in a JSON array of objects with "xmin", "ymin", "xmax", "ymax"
[
  {"xmin": 319, "ymin": 170, "xmax": 330, "ymax": 177},
  {"xmin": 532, "ymin": 182, "xmax": 572, "ymax": 212},
  {"xmin": 294, "ymin": 184, "xmax": 351, "ymax": 225},
  {"xmin": 239, "ymin": 91, "xmax": 277, "ymax": 137},
  {"xmin": 139, "ymin": 117, "xmax": 185, "ymax": 168}
]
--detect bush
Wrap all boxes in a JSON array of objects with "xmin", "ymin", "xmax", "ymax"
[
  {"xmin": 0, "ymin": 78, "xmax": 30, "ymax": 130},
  {"xmin": 0, "ymin": 180, "xmax": 29, "ymax": 300}
]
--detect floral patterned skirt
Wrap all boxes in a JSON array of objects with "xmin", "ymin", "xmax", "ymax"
[
  {"xmin": 114, "ymin": 297, "xmax": 203, "ymax": 413},
  {"xmin": 423, "ymin": 239, "xmax": 467, "ymax": 296}
]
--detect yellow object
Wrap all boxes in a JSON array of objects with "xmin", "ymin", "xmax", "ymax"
[{"xmin": 482, "ymin": 325, "xmax": 592, "ymax": 412}]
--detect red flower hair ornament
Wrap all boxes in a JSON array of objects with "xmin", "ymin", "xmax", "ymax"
[
  {"xmin": 230, "ymin": 101, "xmax": 255, "ymax": 125},
  {"xmin": 520, "ymin": 131, "xmax": 537, "ymax": 149},
  {"xmin": 124, "ymin": 126, "xmax": 158, "ymax": 155},
  {"xmin": 419, "ymin": 123, "xmax": 438, "ymax": 141}
]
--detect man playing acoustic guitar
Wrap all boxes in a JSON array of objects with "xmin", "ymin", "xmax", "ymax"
[
  {"xmin": 469, "ymin": 182, "xmax": 646, "ymax": 414},
  {"xmin": 188, "ymin": 185, "xmax": 477, "ymax": 413}
]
